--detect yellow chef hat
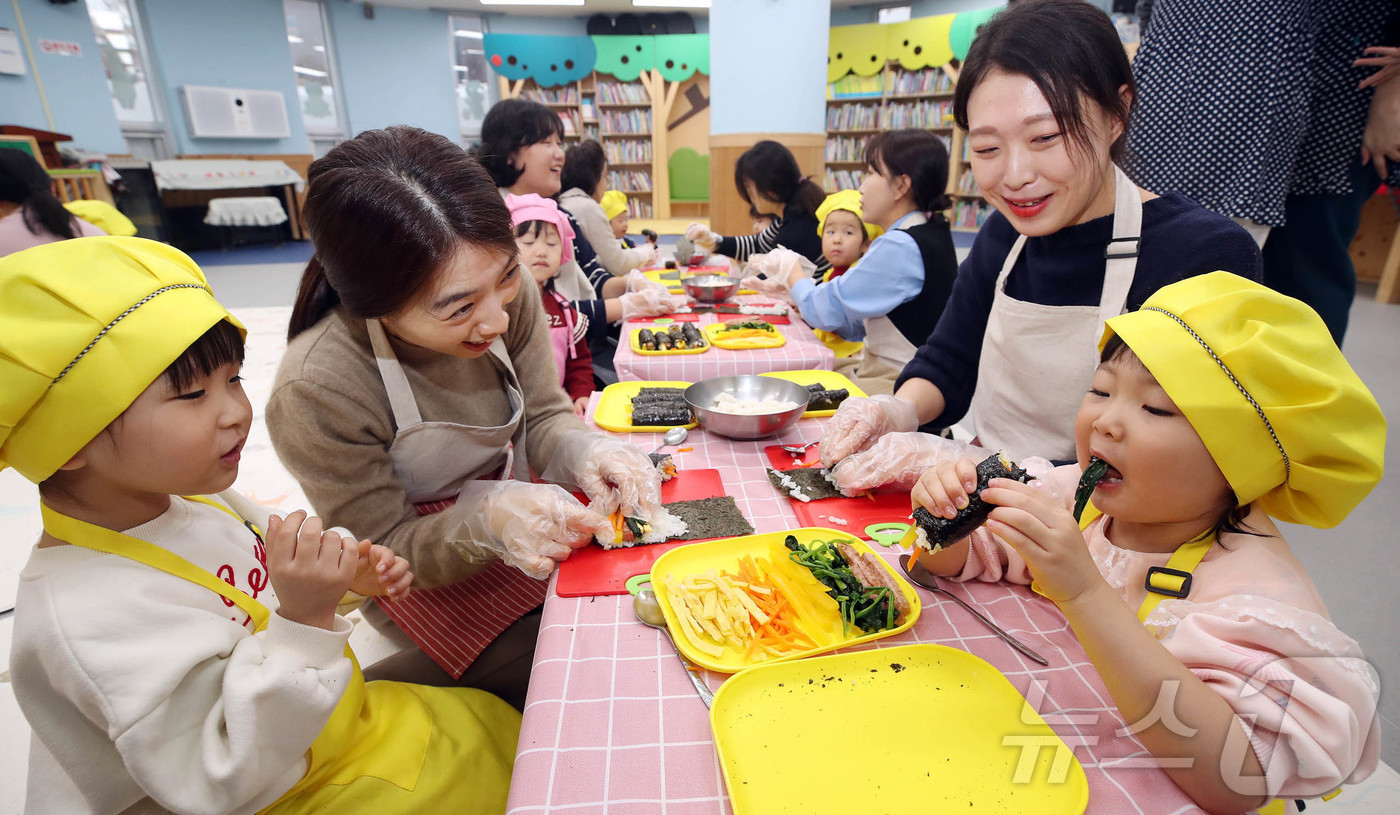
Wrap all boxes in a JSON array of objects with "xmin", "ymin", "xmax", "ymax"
[
  {"xmin": 816, "ymin": 189, "xmax": 882, "ymax": 242},
  {"xmin": 0, "ymin": 236, "xmax": 245, "ymax": 483},
  {"xmin": 63, "ymin": 199, "xmax": 138, "ymax": 237},
  {"xmin": 1103, "ymin": 272, "xmax": 1385, "ymax": 528},
  {"xmin": 601, "ymin": 189, "xmax": 629, "ymax": 221}
]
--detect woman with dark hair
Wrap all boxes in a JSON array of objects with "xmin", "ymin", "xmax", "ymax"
[
  {"xmin": 755, "ymin": 129, "xmax": 959, "ymax": 394},
  {"xmin": 558, "ymin": 139, "xmax": 657, "ymax": 276},
  {"xmin": 267, "ymin": 126, "xmax": 665, "ymax": 704},
  {"xmin": 685, "ymin": 140, "xmax": 829, "ymax": 275},
  {"xmin": 0, "ymin": 150, "xmax": 105, "ymax": 257},
  {"xmin": 819, "ymin": 0, "xmax": 1263, "ymax": 483}
]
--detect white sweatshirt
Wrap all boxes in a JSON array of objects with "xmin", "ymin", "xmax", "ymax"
[{"xmin": 11, "ymin": 493, "xmax": 353, "ymax": 815}]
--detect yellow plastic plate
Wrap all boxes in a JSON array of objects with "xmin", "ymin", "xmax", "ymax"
[
  {"xmin": 650, "ymin": 528, "xmax": 919, "ymax": 673},
  {"xmin": 703, "ymin": 321, "xmax": 786, "ymax": 350},
  {"xmin": 630, "ymin": 327, "xmax": 711, "ymax": 356},
  {"xmin": 761, "ymin": 369, "xmax": 867, "ymax": 418},
  {"xmin": 593, "ymin": 380, "xmax": 697, "ymax": 433},
  {"xmin": 711, "ymin": 643, "xmax": 1089, "ymax": 815}
]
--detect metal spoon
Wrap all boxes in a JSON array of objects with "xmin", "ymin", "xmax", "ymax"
[
  {"xmin": 651, "ymin": 426, "xmax": 688, "ymax": 454},
  {"xmin": 898, "ymin": 554, "xmax": 1050, "ymax": 666},
  {"xmin": 780, "ymin": 440, "xmax": 819, "ymax": 454},
  {"xmin": 632, "ymin": 589, "xmax": 714, "ymax": 707}
]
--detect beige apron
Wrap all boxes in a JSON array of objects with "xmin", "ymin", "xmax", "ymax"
[
  {"xmin": 365, "ymin": 319, "xmax": 546, "ymax": 678},
  {"xmin": 967, "ymin": 165, "xmax": 1140, "ymax": 461},
  {"xmin": 858, "ymin": 210, "xmax": 930, "ymax": 388}
]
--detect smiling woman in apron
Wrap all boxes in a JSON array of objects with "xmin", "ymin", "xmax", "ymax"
[
  {"xmin": 818, "ymin": 0, "xmax": 1265, "ymax": 489},
  {"xmin": 267, "ymin": 127, "xmax": 664, "ymax": 707}
]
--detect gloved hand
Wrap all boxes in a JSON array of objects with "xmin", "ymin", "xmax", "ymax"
[
  {"xmin": 624, "ymin": 268, "xmax": 665, "ymax": 294},
  {"xmin": 619, "ymin": 287, "xmax": 688, "ymax": 320},
  {"xmin": 452, "ymin": 481, "xmax": 609, "ymax": 579},
  {"xmin": 818, "ymin": 394, "xmax": 920, "ymax": 468},
  {"xmin": 539, "ymin": 431, "xmax": 665, "ymax": 520},
  {"xmin": 829, "ymin": 432, "xmax": 990, "ymax": 495},
  {"xmin": 685, "ymin": 222, "xmax": 720, "ymax": 251}
]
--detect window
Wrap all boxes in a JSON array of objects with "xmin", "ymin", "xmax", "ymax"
[
  {"xmin": 86, "ymin": 0, "xmax": 162, "ymax": 133},
  {"xmin": 285, "ymin": 0, "xmax": 345, "ymax": 154},
  {"xmin": 450, "ymin": 14, "xmax": 497, "ymax": 144}
]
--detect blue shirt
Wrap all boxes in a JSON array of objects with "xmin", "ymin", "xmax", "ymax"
[
  {"xmin": 897, "ymin": 192, "xmax": 1263, "ymax": 428},
  {"xmin": 790, "ymin": 210, "xmax": 928, "ymax": 341}
]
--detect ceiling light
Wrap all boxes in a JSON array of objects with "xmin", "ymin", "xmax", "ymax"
[
  {"xmin": 632, "ymin": 0, "xmax": 710, "ymax": 7},
  {"xmin": 454, "ymin": 30, "xmax": 484, "ymax": 38},
  {"xmin": 294, "ymin": 66, "xmax": 329, "ymax": 78},
  {"xmin": 313, "ymin": 45, "xmax": 325, "ymax": 52},
  {"xmin": 479, "ymin": 0, "xmax": 584, "ymax": 6},
  {"xmin": 288, "ymin": 34, "xmax": 304, "ymax": 43}
]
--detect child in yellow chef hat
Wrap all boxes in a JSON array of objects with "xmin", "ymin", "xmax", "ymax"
[
  {"xmin": 913, "ymin": 272, "xmax": 1384, "ymax": 814},
  {"xmin": 600, "ymin": 188, "xmax": 634, "ymax": 246},
  {"xmin": 810, "ymin": 189, "xmax": 882, "ymax": 358},
  {"xmin": 0, "ymin": 237, "xmax": 519, "ymax": 814}
]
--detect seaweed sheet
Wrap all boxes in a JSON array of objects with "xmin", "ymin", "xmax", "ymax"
[
  {"xmin": 663, "ymin": 496, "xmax": 754, "ymax": 541},
  {"xmin": 766, "ymin": 467, "xmax": 845, "ymax": 502}
]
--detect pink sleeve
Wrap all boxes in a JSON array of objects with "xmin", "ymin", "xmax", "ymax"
[
  {"xmin": 1151, "ymin": 597, "xmax": 1380, "ymax": 800},
  {"xmin": 947, "ymin": 460, "xmax": 1078, "ymax": 585}
]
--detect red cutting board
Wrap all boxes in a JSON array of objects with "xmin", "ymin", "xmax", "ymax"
[
  {"xmin": 763, "ymin": 446, "xmax": 914, "ymax": 540},
  {"xmin": 555, "ymin": 468, "xmax": 729, "ymax": 597},
  {"xmin": 720, "ymin": 312, "xmax": 791, "ymax": 326},
  {"xmin": 634, "ymin": 312, "xmax": 701, "ymax": 323}
]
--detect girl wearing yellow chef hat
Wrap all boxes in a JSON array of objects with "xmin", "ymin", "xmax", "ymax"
[
  {"xmin": 912, "ymin": 272, "xmax": 1384, "ymax": 814},
  {"xmin": 0, "ymin": 237, "xmax": 519, "ymax": 814}
]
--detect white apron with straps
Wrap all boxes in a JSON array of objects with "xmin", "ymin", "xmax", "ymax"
[
  {"xmin": 364, "ymin": 319, "xmax": 546, "ymax": 678},
  {"xmin": 860, "ymin": 210, "xmax": 930, "ymax": 377},
  {"xmin": 967, "ymin": 165, "xmax": 1141, "ymax": 462}
]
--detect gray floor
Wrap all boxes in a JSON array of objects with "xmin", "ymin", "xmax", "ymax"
[{"xmin": 202, "ymin": 259, "xmax": 1400, "ymax": 770}]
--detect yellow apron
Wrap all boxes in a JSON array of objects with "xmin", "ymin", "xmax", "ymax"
[{"xmin": 41, "ymin": 497, "xmax": 519, "ymax": 814}]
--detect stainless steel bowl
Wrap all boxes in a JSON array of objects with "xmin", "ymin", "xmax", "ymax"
[
  {"xmin": 684, "ymin": 376, "xmax": 809, "ymax": 440},
  {"xmin": 682, "ymin": 274, "xmax": 740, "ymax": 302}
]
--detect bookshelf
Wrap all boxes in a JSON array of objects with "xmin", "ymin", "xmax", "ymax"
[{"xmin": 824, "ymin": 62, "xmax": 991, "ymax": 232}]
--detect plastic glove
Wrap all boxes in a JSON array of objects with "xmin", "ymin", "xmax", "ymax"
[
  {"xmin": 539, "ymin": 431, "xmax": 664, "ymax": 519},
  {"xmin": 624, "ymin": 268, "xmax": 665, "ymax": 294},
  {"xmin": 746, "ymin": 248, "xmax": 816, "ymax": 284},
  {"xmin": 685, "ymin": 222, "xmax": 719, "ymax": 251},
  {"xmin": 829, "ymin": 432, "xmax": 990, "ymax": 495},
  {"xmin": 451, "ymin": 481, "xmax": 609, "ymax": 579},
  {"xmin": 619, "ymin": 287, "xmax": 688, "ymax": 320},
  {"xmin": 818, "ymin": 394, "xmax": 920, "ymax": 468}
]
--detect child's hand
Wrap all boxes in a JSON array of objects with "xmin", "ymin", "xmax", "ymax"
[
  {"xmin": 979, "ymin": 479, "xmax": 1104, "ymax": 605},
  {"xmin": 265, "ymin": 511, "xmax": 359, "ymax": 630},
  {"xmin": 350, "ymin": 541, "xmax": 413, "ymax": 600},
  {"xmin": 573, "ymin": 396, "xmax": 590, "ymax": 417},
  {"xmin": 911, "ymin": 458, "xmax": 979, "ymax": 519}
]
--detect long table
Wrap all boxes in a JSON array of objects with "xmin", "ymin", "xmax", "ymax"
[{"xmin": 505, "ymin": 396, "xmax": 1206, "ymax": 815}]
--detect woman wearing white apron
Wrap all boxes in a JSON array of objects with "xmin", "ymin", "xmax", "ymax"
[
  {"xmin": 819, "ymin": 0, "xmax": 1264, "ymax": 491},
  {"xmin": 268, "ymin": 127, "xmax": 663, "ymax": 706}
]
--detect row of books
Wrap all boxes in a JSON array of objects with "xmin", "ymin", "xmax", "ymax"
[
  {"xmin": 524, "ymin": 86, "xmax": 578, "ymax": 105},
  {"xmin": 951, "ymin": 199, "xmax": 993, "ymax": 229},
  {"xmin": 887, "ymin": 67, "xmax": 954, "ymax": 96},
  {"xmin": 607, "ymin": 169, "xmax": 653, "ymax": 193},
  {"xmin": 955, "ymin": 171, "xmax": 982, "ymax": 195},
  {"xmin": 625, "ymin": 197, "xmax": 654, "ymax": 218},
  {"xmin": 597, "ymin": 81, "xmax": 649, "ymax": 105},
  {"xmin": 826, "ymin": 67, "xmax": 954, "ymax": 99},
  {"xmin": 827, "ymin": 72, "xmax": 883, "ymax": 99},
  {"xmin": 823, "ymin": 168, "xmax": 866, "ymax": 192},
  {"xmin": 605, "ymin": 140, "xmax": 653, "ymax": 164},
  {"xmin": 825, "ymin": 135, "xmax": 868, "ymax": 163},
  {"xmin": 826, "ymin": 104, "xmax": 880, "ymax": 131},
  {"xmin": 882, "ymin": 99, "xmax": 954, "ymax": 129},
  {"xmin": 600, "ymin": 109, "xmax": 652, "ymax": 134}
]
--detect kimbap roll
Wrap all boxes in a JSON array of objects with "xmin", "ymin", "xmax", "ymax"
[
  {"xmin": 654, "ymin": 330, "xmax": 674, "ymax": 350},
  {"xmin": 808, "ymin": 388, "xmax": 850, "ymax": 411},
  {"xmin": 910, "ymin": 452, "xmax": 1031, "ymax": 552},
  {"xmin": 681, "ymin": 323, "xmax": 705, "ymax": 348},
  {"xmin": 632, "ymin": 403, "xmax": 693, "ymax": 426},
  {"xmin": 667, "ymin": 326, "xmax": 687, "ymax": 349},
  {"xmin": 637, "ymin": 328, "xmax": 657, "ymax": 351}
]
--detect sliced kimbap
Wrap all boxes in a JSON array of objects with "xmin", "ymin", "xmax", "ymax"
[
  {"xmin": 808, "ymin": 388, "xmax": 850, "ymax": 411},
  {"xmin": 910, "ymin": 452, "xmax": 1031, "ymax": 552}
]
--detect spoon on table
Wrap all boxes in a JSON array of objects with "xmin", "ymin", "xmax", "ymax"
[
  {"xmin": 650, "ymin": 426, "xmax": 688, "ymax": 454},
  {"xmin": 898, "ymin": 554, "xmax": 1050, "ymax": 666},
  {"xmin": 633, "ymin": 589, "xmax": 714, "ymax": 707},
  {"xmin": 779, "ymin": 440, "xmax": 819, "ymax": 455}
]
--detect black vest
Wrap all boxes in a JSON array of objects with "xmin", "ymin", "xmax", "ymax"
[{"xmin": 885, "ymin": 217, "xmax": 960, "ymax": 347}]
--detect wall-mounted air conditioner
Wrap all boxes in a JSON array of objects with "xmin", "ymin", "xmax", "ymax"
[{"xmin": 180, "ymin": 85, "xmax": 290, "ymax": 139}]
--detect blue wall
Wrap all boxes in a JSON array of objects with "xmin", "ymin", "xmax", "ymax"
[
  {"xmin": 0, "ymin": 0, "xmax": 125, "ymax": 153},
  {"xmin": 140, "ymin": 0, "xmax": 308, "ymax": 155},
  {"xmin": 325, "ymin": 2, "xmax": 458, "ymax": 140},
  {"xmin": 711, "ymin": 0, "xmax": 828, "ymax": 135}
]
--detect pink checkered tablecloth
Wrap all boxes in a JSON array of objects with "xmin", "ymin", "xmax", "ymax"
[
  {"xmin": 613, "ymin": 297, "xmax": 835, "ymax": 382},
  {"xmin": 505, "ymin": 398, "xmax": 1206, "ymax": 815}
]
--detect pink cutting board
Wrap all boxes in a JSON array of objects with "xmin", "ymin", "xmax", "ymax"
[
  {"xmin": 762, "ymin": 446, "xmax": 914, "ymax": 540},
  {"xmin": 554, "ymin": 469, "xmax": 730, "ymax": 597}
]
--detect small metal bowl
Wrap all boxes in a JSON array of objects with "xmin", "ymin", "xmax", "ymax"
[
  {"xmin": 682, "ymin": 274, "xmax": 740, "ymax": 303},
  {"xmin": 684, "ymin": 376, "xmax": 809, "ymax": 440}
]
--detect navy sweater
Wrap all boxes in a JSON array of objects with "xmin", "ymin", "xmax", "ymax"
[
  {"xmin": 563, "ymin": 211, "xmax": 613, "ymax": 343},
  {"xmin": 714, "ymin": 204, "xmax": 830, "ymax": 277},
  {"xmin": 897, "ymin": 192, "xmax": 1263, "ymax": 428}
]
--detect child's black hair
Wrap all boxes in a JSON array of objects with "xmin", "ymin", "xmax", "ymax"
[
  {"xmin": 733, "ymin": 141, "xmax": 825, "ymax": 219},
  {"xmin": 164, "ymin": 320, "xmax": 246, "ymax": 393},
  {"xmin": 0, "ymin": 149, "xmax": 81, "ymax": 241},
  {"xmin": 513, "ymin": 220, "xmax": 554, "ymax": 241},
  {"xmin": 471, "ymin": 99, "xmax": 566, "ymax": 189},
  {"xmin": 863, "ymin": 129, "xmax": 952, "ymax": 214},
  {"xmin": 1098, "ymin": 334, "xmax": 1268, "ymax": 544},
  {"xmin": 561, "ymin": 140, "xmax": 607, "ymax": 197}
]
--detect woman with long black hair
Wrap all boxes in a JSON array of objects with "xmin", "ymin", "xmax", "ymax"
[{"xmin": 0, "ymin": 150, "xmax": 104, "ymax": 257}]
